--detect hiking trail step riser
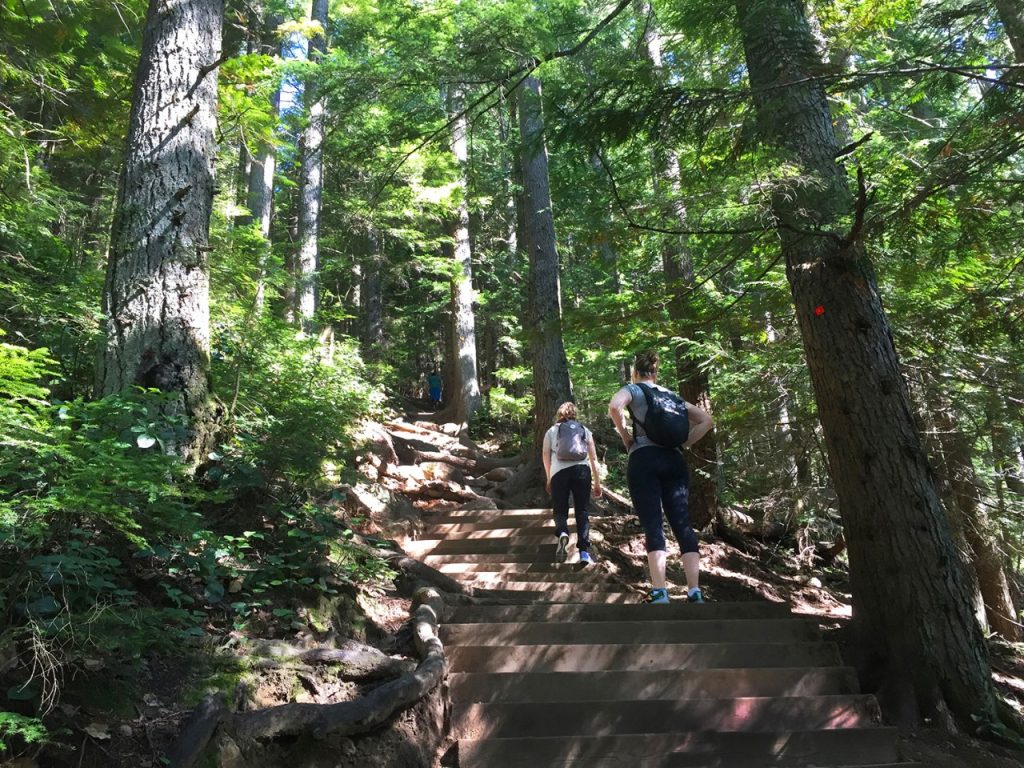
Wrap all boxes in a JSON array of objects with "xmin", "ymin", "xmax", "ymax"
[
  {"xmin": 449, "ymin": 667, "xmax": 861, "ymax": 702},
  {"xmin": 446, "ymin": 602, "xmax": 793, "ymax": 623},
  {"xmin": 448, "ymin": 641, "xmax": 843, "ymax": 673},
  {"xmin": 469, "ymin": 589, "xmax": 637, "ymax": 603},
  {"xmin": 421, "ymin": 552, "xmax": 577, "ymax": 565},
  {"xmin": 454, "ymin": 695, "xmax": 882, "ymax": 739},
  {"xmin": 441, "ymin": 618, "xmax": 822, "ymax": 645},
  {"xmin": 457, "ymin": 728, "xmax": 902, "ymax": 768},
  {"xmin": 423, "ymin": 523, "xmax": 574, "ymax": 535},
  {"xmin": 449, "ymin": 571, "xmax": 608, "ymax": 584},
  {"xmin": 437, "ymin": 562, "xmax": 590, "ymax": 575},
  {"xmin": 424, "ymin": 508, "xmax": 553, "ymax": 519},
  {"xmin": 467, "ymin": 580, "xmax": 625, "ymax": 593},
  {"xmin": 415, "ymin": 538, "xmax": 575, "ymax": 554}
]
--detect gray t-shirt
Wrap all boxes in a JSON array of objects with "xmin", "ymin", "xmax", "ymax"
[
  {"xmin": 544, "ymin": 423, "xmax": 592, "ymax": 478},
  {"xmin": 620, "ymin": 382, "xmax": 682, "ymax": 454}
]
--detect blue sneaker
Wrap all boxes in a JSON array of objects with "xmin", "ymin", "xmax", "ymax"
[
  {"xmin": 555, "ymin": 532, "xmax": 569, "ymax": 563},
  {"xmin": 649, "ymin": 588, "xmax": 670, "ymax": 604},
  {"xmin": 579, "ymin": 551, "xmax": 593, "ymax": 565},
  {"xmin": 687, "ymin": 588, "xmax": 705, "ymax": 604}
]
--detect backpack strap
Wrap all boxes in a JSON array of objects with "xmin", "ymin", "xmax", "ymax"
[{"xmin": 627, "ymin": 383, "xmax": 655, "ymax": 439}]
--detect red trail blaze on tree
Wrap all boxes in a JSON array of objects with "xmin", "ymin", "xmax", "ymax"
[{"xmin": 736, "ymin": 0, "xmax": 1006, "ymax": 731}]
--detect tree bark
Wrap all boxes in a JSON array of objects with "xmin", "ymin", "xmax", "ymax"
[
  {"xmin": 517, "ymin": 73, "xmax": 573, "ymax": 465},
  {"xmin": 244, "ymin": 12, "xmax": 282, "ymax": 312},
  {"xmin": 446, "ymin": 84, "xmax": 482, "ymax": 424},
  {"xmin": 295, "ymin": 0, "xmax": 328, "ymax": 329},
  {"xmin": 995, "ymin": 0, "xmax": 1024, "ymax": 67},
  {"xmin": 930, "ymin": 399, "xmax": 1019, "ymax": 640},
  {"xmin": 363, "ymin": 230, "xmax": 384, "ymax": 360},
  {"xmin": 98, "ymin": 0, "xmax": 224, "ymax": 464},
  {"xmin": 737, "ymin": 0, "xmax": 1005, "ymax": 731},
  {"xmin": 638, "ymin": 0, "xmax": 719, "ymax": 528}
]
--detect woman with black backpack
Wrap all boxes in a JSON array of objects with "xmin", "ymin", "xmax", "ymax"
[
  {"xmin": 542, "ymin": 402, "xmax": 603, "ymax": 564},
  {"xmin": 608, "ymin": 349, "xmax": 715, "ymax": 603}
]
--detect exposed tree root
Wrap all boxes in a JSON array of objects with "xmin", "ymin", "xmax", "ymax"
[
  {"xmin": 246, "ymin": 639, "xmax": 416, "ymax": 679},
  {"xmin": 166, "ymin": 588, "xmax": 448, "ymax": 767}
]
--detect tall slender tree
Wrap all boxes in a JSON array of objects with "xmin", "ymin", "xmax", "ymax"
[
  {"xmin": 637, "ymin": 0, "xmax": 719, "ymax": 528},
  {"xmin": 98, "ymin": 0, "xmax": 225, "ymax": 463},
  {"xmin": 735, "ymin": 0, "xmax": 1008, "ymax": 729},
  {"xmin": 518, "ymin": 73, "xmax": 573, "ymax": 463},
  {"xmin": 296, "ymin": 0, "xmax": 329, "ymax": 328},
  {"xmin": 245, "ymin": 11, "xmax": 284, "ymax": 312},
  {"xmin": 445, "ymin": 83, "xmax": 482, "ymax": 424}
]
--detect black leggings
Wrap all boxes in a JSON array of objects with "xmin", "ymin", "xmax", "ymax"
[
  {"xmin": 551, "ymin": 464, "xmax": 591, "ymax": 552},
  {"xmin": 627, "ymin": 446, "xmax": 698, "ymax": 554}
]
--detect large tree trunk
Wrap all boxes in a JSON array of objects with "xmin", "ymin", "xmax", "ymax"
[
  {"xmin": 638, "ymin": 0, "xmax": 719, "ymax": 529},
  {"xmin": 736, "ymin": 0, "xmax": 1005, "ymax": 731},
  {"xmin": 446, "ymin": 84, "xmax": 482, "ymax": 424},
  {"xmin": 98, "ymin": 0, "xmax": 224, "ymax": 464},
  {"xmin": 295, "ymin": 0, "xmax": 328, "ymax": 329},
  {"xmin": 995, "ymin": 0, "xmax": 1024, "ymax": 66},
  {"xmin": 517, "ymin": 74, "xmax": 573, "ymax": 467}
]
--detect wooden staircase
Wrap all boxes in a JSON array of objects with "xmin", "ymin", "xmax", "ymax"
[{"xmin": 421, "ymin": 508, "xmax": 913, "ymax": 768}]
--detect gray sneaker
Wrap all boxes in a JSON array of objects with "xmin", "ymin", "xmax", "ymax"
[{"xmin": 555, "ymin": 532, "xmax": 569, "ymax": 563}]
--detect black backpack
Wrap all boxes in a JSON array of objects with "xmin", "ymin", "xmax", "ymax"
[
  {"xmin": 555, "ymin": 420, "xmax": 589, "ymax": 461},
  {"xmin": 631, "ymin": 383, "xmax": 689, "ymax": 449}
]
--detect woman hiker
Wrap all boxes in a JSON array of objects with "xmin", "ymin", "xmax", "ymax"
[
  {"xmin": 542, "ymin": 402, "xmax": 603, "ymax": 564},
  {"xmin": 608, "ymin": 349, "xmax": 715, "ymax": 603}
]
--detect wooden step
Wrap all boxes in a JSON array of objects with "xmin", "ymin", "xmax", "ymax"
[
  {"xmin": 424, "ymin": 508, "xmax": 552, "ymax": 519},
  {"xmin": 425, "ymin": 552, "xmax": 569, "ymax": 563},
  {"xmin": 450, "ymin": 667, "xmax": 860, "ymax": 702},
  {"xmin": 472, "ymin": 580, "xmax": 621, "ymax": 592},
  {"xmin": 448, "ymin": 641, "xmax": 843, "ymax": 673},
  {"xmin": 447, "ymin": 601, "xmax": 793, "ymax": 623},
  {"xmin": 471, "ymin": 588, "xmax": 638, "ymax": 603},
  {"xmin": 424, "ymin": 521, "xmax": 572, "ymax": 535},
  {"xmin": 458, "ymin": 728, "xmax": 903, "ymax": 767},
  {"xmin": 437, "ymin": 561, "xmax": 588, "ymax": 574},
  {"xmin": 453, "ymin": 571, "xmax": 610, "ymax": 585},
  {"xmin": 441, "ymin": 618, "xmax": 821, "ymax": 646},
  {"xmin": 420, "ymin": 537, "xmax": 566, "ymax": 554},
  {"xmin": 455, "ymin": 695, "xmax": 882, "ymax": 739}
]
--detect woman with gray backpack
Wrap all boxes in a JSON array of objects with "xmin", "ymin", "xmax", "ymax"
[
  {"xmin": 542, "ymin": 402, "xmax": 603, "ymax": 564},
  {"xmin": 608, "ymin": 349, "xmax": 715, "ymax": 603}
]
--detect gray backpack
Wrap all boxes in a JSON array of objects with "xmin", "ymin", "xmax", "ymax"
[{"xmin": 556, "ymin": 420, "xmax": 588, "ymax": 461}]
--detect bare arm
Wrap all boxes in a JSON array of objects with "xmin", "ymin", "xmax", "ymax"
[
  {"xmin": 542, "ymin": 430, "xmax": 552, "ymax": 494},
  {"xmin": 608, "ymin": 387, "xmax": 634, "ymax": 450},
  {"xmin": 587, "ymin": 433, "xmax": 602, "ymax": 497},
  {"xmin": 685, "ymin": 403, "xmax": 714, "ymax": 448}
]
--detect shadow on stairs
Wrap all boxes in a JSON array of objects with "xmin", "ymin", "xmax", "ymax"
[{"xmin": 418, "ymin": 507, "xmax": 915, "ymax": 768}]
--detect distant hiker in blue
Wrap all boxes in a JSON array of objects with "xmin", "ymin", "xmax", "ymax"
[
  {"xmin": 542, "ymin": 402, "xmax": 602, "ymax": 564},
  {"xmin": 608, "ymin": 349, "xmax": 714, "ymax": 604},
  {"xmin": 427, "ymin": 369, "xmax": 443, "ymax": 409}
]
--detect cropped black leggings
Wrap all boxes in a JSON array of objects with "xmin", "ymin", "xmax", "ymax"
[
  {"xmin": 550, "ymin": 464, "xmax": 591, "ymax": 552},
  {"xmin": 626, "ymin": 446, "xmax": 698, "ymax": 554}
]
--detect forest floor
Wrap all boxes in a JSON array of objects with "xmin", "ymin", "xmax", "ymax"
[{"xmin": 12, "ymin": 411, "xmax": 1024, "ymax": 768}]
